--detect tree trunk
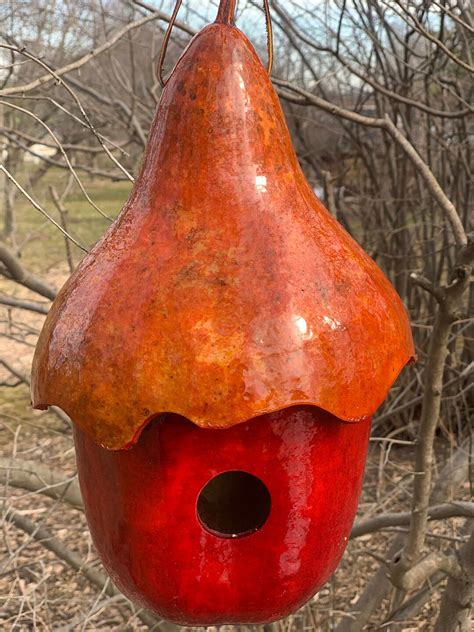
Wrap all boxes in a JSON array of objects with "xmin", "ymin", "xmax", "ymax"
[{"xmin": 435, "ymin": 526, "xmax": 474, "ymax": 631}]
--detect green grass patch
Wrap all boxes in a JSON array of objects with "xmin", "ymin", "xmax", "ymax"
[{"xmin": 12, "ymin": 168, "xmax": 132, "ymax": 275}]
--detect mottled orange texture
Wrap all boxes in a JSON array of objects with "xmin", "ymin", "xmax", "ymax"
[{"xmin": 31, "ymin": 22, "xmax": 414, "ymax": 450}]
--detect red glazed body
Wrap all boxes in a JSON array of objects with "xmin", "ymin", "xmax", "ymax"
[{"xmin": 75, "ymin": 406, "xmax": 370, "ymax": 625}]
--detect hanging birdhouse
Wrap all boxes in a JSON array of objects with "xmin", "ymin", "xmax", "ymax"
[{"xmin": 31, "ymin": 0, "xmax": 414, "ymax": 626}]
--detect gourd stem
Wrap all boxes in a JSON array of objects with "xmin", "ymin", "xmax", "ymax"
[{"xmin": 216, "ymin": 0, "xmax": 238, "ymax": 24}]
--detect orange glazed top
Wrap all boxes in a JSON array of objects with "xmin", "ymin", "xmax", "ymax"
[{"xmin": 31, "ymin": 21, "xmax": 415, "ymax": 450}]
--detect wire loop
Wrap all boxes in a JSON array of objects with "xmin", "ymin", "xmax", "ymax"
[
  {"xmin": 157, "ymin": 0, "xmax": 183, "ymax": 88},
  {"xmin": 157, "ymin": 0, "xmax": 274, "ymax": 88},
  {"xmin": 263, "ymin": 0, "xmax": 274, "ymax": 76}
]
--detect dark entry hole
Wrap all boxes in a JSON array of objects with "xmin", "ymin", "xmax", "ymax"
[{"xmin": 197, "ymin": 471, "xmax": 271, "ymax": 538}]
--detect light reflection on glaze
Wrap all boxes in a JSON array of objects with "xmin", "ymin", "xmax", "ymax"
[
  {"xmin": 275, "ymin": 417, "xmax": 316, "ymax": 577},
  {"xmin": 255, "ymin": 175, "xmax": 268, "ymax": 192},
  {"xmin": 322, "ymin": 315, "xmax": 342, "ymax": 331},
  {"xmin": 294, "ymin": 315, "xmax": 314, "ymax": 340},
  {"xmin": 31, "ymin": 22, "xmax": 414, "ymax": 450}
]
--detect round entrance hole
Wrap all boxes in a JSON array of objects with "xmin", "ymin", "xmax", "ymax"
[{"xmin": 197, "ymin": 471, "xmax": 271, "ymax": 538}]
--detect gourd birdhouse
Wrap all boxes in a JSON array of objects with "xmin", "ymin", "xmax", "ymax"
[{"xmin": 31, "ymin": 0, "xmax": 414, "ymax": 625}]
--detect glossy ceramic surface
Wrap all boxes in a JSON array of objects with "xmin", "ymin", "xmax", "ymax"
[
  {"xmin": 75, "ymin": 406, "xmax": 371, "ymax": 625},
  {"xmin": 31, "ymin": 20, "xmax": 414, "ymax": 450}
]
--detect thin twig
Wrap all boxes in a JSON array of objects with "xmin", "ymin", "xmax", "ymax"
[{"xmin": 351, "ymin": 502, "xmax": 474, "ymax": 538}]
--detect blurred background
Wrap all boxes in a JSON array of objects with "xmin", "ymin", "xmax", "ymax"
[{"xmin": 0, "ymin": 1, "xmax": 472, "ymax": 630}]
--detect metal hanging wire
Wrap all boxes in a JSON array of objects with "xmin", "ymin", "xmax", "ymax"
[{"xmin": 157, "ymin": 0, "xmax": 273, "ymax": 88}]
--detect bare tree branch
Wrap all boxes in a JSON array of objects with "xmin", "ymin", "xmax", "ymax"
[
  {"xmin": 0, "ymin": 458, "xmax": 82, "ymax": 509},
  {"xmin": 351, "ymin": 502, "xmax": 474, "ymax": 539},
  {"xmin": 0, "ymin": 294, "xmax": 49, "ymax": 314},
  {"xmin": 275, "ymin": 79, "xmax": 467, "ymax": 246},
  {"xmin": 4, "ymin": 510, "xmax": 168, "ymax": 630},
  {"xmin": 0, "ymin": 13, "xmax": 175, "ymax": 97},
  {"xmin": 0, "ymin": 242, "xmax": 57, "ymax": 300},
  {"xmin": 393, "ymin": 551, "xmax": 463, "ymax": 592},
  {"xmin": 435, "ymin": 525, "xmax": 474, "ymax": 632},
  {"xmin": 336, "ymin": 438, "xmax": 472, "ymax": 631}
]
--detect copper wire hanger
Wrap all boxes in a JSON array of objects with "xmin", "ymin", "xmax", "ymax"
[{"xmin": 157, "ymin": 0, "xmax": 274, "ymax": 88}]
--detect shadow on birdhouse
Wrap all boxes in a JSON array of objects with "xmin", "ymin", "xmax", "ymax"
[{"xmin": 31, "ymin": 0, "xmax": 414, "ymax": 625}]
